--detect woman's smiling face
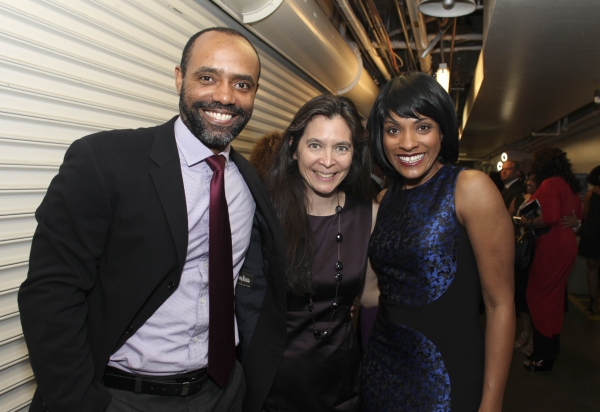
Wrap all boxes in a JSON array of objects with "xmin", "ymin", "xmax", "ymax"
[
  {"xmin": 382, "ymin": 111, "xmax": 443, "ymax": 189},
  {"xmin": 294, "ymin": 115, "xmax": 353, "ymax": 200}
]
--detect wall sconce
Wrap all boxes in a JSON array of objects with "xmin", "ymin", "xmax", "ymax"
[
  {"xmin": 501, "ymin": 152, "xmax": 508, "ymax": 162},
  {"xmin": 436, "ymin": 63, "xmax": 450, "ymax": 93},
  {"xmin": 418, "ymin": 0, "xmax": 477, "ymax": 18},
  {"xmin": 497, "ymin": 161, "xmax": 503, "ymax": 171}
]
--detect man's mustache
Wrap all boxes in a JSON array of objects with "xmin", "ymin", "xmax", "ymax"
[{"xmin": 191, "ymin": 101, "xmax": 246, "ymax": 117}]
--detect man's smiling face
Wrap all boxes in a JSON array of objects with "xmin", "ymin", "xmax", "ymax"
[{"xmin": 175, "ymin": 31, "xmax": 260, "ymax": 153}]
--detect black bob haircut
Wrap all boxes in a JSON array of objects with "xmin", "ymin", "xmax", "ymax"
[
  {"xmin": 367, "ymin": 71, "xmax": 459, "ymax": 181},
  {"xmin": 180, "ymin": 27, "xmax": 261, "ymax": 80}
]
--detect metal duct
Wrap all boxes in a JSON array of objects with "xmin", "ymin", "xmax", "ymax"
[
  {"xmin": 210, "ymin": 0, "xmax": 379, "ymax": 117},
  {"xmin": 212, "ymin": 0, "xmax": 285, "ymax": 23},
  {"xmin": 341, "ymin": 67, "xmax": 380, "ymax": 117},
  {"xmin": 405, "ymin": 0, "xmax": 432, "ymax": 73}
]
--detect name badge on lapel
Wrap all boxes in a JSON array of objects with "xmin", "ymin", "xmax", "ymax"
[{"xmin": 237, "ymin": 272, "xmax": 254, "ymax": 288}]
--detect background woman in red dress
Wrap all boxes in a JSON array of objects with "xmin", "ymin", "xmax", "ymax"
[{"xmin": 520, "ymin": 147, "xmax": 582, "ymax": 371}]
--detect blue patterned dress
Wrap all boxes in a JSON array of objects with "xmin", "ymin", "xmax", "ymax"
[{"xmin": 363, "ymin": 164, "xmax": 484, "ymax": 411}]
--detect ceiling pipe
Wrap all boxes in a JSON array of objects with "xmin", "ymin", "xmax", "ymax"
[
  {"xmin": 393, "ymin": 0, "xmax": 418, "ymax": 71},
  {"xmin": 391, "ymin": 41, "xmax": 481, "ymax": 53},
  {"xmin": 449, "ymin": 21, "xmax": 461, "ymax": 112},
  {"xmin": 344, "ymin": 0, "xmax": 396, "ymax": 75},
  {"xmin": 405, "ymin": 0, "xmax": 432, "ymax": 73},
  {"xmin": 525, "ymin": 119, "xmax": 600, "ymax": 153},
  {"xmin": 448, "ymin": 18, "xmax": 457, "ymax": 79},
  {"xmin": 387, "ymin": 30, "xmax": 483, "ymax": 42},
  {"xmin": 530, "ymin": 120, "xmax": 562, "ymax": 137},
  {"xmin": 483, "ymin": 108, "xmax": 600, "ymax": 159},
  {"xmin": 364, "ymin": 0, "xmax": 399, "ymax": 74},
  {"xmin": 420, "ymin": 23, "xmax": 452, "ymax": 59},
  {"xmin": 335, "ymin": 0, "xmax": 391, "ymax": 80}
]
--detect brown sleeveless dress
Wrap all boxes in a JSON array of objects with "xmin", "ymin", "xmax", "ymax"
[{"xmin": 264, "ymin": 194, "xmax": 371, "ymax": 411}]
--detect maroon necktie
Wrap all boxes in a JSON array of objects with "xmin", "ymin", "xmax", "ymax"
[{"xmin": 205, "ymin": 155, "xmax": 235, "ymax": 388}]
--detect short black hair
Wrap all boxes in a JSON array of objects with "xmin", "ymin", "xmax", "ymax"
[
  {"xmin": 588, "ymin": 165, "xmax": 600, "ymax": 186},
  {"xmin": 179, "ymin": 27, "xmax": 261, "ymax": 80},
  {"xmin": 367, "ymin": 71, "xmax": 459, "ymax": 181}
]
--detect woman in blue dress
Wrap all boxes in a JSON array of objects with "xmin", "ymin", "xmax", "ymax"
[{"xmin": 362, "ymin": 72, "xmax": 515, "ymax": 411}]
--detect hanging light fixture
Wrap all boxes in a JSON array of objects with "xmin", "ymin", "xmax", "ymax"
[
  {"xmin": 418, "ymin": 0, "xmax": 477, "ymax": 18},
  {"xmin": 436, "ymin": 63, "xmax": 450, "ymax": 93}
]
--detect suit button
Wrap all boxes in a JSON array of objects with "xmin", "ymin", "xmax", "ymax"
[
  {"xmin": 168, "ymin": 281, "xmax": 176, "ymax": 290},
  {"xmin": 125, "ymin": 325, "xmax": 133, "ymax": 334}
]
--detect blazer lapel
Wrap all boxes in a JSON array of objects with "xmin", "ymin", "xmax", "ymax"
[{"xmin": 148, "ymin": 117, "xmax": 188, "ymax": 269}]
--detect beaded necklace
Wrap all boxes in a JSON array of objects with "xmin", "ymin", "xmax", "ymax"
[{"xmin": 308, "ymin": 193, "xmax": 343, "ymax": 340}]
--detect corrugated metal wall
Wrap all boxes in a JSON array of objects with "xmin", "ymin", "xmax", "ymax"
[{"xmin": 0, "ymin": 0, "xmax": 320, "ymax": 409}]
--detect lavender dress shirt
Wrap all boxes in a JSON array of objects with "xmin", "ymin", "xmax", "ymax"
[{"xmin": 108, "ymin": 117, "xmax": 255, "ymax": 375}]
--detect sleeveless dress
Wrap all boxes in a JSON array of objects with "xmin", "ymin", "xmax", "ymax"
[
  {"xmin": 363, "ymin": 164, "xmax": 484, "ymax": 411},
  {"xmin": 264, "ymin": 195, "xmax": 372, "ymax": 411},
  {"xmin": 579, "ymin": 191, "xmax": 600, "ymax": 259}
]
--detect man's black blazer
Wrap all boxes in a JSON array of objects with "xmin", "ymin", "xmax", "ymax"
[
  {"xmin": 502, "ymin": 180, "xmax": 526, "ymax": 209},
  {"xmin": 18, "ymin": 116, "xmax": 287, "ymax": 412}
]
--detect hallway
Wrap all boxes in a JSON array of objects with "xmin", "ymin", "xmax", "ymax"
[{"xmin": 503, "ymin": 295, "xmax": 600, "ymax": 411}]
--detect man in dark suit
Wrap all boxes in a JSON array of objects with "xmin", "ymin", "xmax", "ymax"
[
  {"xmin": 18, "ymin": 27, "xmax": 286, "ymax": 412},
  {"xmin": 501, "ymin": 160, "xmax": 526, "ymax": 209}
]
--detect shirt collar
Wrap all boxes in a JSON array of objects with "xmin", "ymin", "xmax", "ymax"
[
  {"xmin": 174, "ymin": 116, "xmax": 231, "ymax": 167},
  {"xmin": 504, "ymin": 178, "xmax": 519, "ymax": 189}
]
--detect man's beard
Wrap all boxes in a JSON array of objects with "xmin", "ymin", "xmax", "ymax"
[{"xmin": 179, "ymin": 96, "xmax": 252, "ymax": 150}]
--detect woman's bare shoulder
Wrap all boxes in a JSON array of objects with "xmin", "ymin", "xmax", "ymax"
[{"xmin": 376, "ymin": 188, "xmax": 387, "ymax": 203}]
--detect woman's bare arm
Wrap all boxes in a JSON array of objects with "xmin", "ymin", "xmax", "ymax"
[
  {"xmin": 455, "ymin": 170, "xmax": 515, "ymax": 412},
  {"xmin": 359, "ymin": 201, "xmax": 380, "ymax": 308}
]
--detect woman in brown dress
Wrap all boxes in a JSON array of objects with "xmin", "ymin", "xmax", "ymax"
[{"xmin": 264, "ymin": 94, "xmax": 377, "ymax": 411}]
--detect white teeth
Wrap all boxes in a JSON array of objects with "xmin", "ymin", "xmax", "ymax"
[
  {"xmin": 398, "ymin": 154, "xmax": 424, "ymax": 164},
  {"xmin": 314, "ymin": 171, "xmax": 335, "ymax": 178},
  {"xmin": 205, "ymin": 111, "xmax": 233, "ymax": 121}
]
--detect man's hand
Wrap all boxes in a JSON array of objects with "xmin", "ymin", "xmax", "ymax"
[{"xmin": 561, "ymin": 210, "xmax": 580, "ymax": 231}]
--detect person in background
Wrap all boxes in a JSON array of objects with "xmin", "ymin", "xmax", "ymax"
[
  {"xmin": 18, "ymin": 27, "xmax": 287, "ymax": 412},
  {"xmin": 520, "ymin": 147, "xmax": 582, "ymax": 371},
  {"xmin": 249, "ymin": 130, "xmax": 283, "ymax": 181},
  {"xmin": 575, "ymin": 165, "xmax": 600, "ymax": 315},
  {"xmin": 509, "ymin": 172, "xmax": 539, "ymax": 357},
  {"xmin": 488, "ymin": 170, "xmax": 505, "ymax": 193},
  {"xmin": 501, "ymin": 160, "xmax": 526, "ymax": 209},
  {"xmin": 516, "ymin": 169, "xmax": 526, "ymax": 185},
  {"xmin": 508, "ymin": 172, "xmax": 537, "ymax": 216},
  {"xmin": 362, "ymin": 72, "xmax": 514, "ymax": 412},
  {"xmin": 264, "ymin": 94, "xmax": 377, "ymax": 411}
]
